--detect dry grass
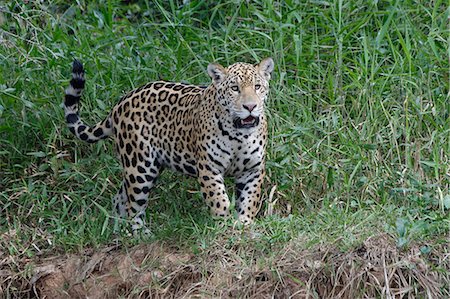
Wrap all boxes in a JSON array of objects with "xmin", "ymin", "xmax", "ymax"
[{"xmin": 1, "ymin": 233, "xmax": 447, "ymax": 298}]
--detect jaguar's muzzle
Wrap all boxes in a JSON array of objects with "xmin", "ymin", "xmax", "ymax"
[{"xmin": 233, "ymin": 115, "xmax": 260, "ymax": 129}]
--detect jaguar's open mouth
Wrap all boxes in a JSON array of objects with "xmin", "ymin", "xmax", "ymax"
[{"xmin": 233, "ymin": 115, "xmax": 259, "ymax": 129}]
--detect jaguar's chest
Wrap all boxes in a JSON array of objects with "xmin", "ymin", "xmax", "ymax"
[
  {"xmin": 196, "ymin": 117, "xmax": 266, "ymax": 176},
  {"xmin": 227, "ymin": 134, "xmax": 266, "ymax": 176}
]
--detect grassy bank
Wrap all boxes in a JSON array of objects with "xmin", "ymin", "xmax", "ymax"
[{"xmin": 0, "ymin": 0, "xmax": 448, "ymax": 297}]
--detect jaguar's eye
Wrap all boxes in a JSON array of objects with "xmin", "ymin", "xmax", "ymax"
[
  {"xmin": 231, "ymin": 85, "xmax": 239, "ymax": 92},
  {"xmin": 255, "ymin": 84, "xmax": 261, "ymax": 90}
]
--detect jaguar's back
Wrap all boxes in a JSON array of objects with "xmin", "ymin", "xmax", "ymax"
[{"xmin": 110, "ymin": 81, "xmax": 206, "ymax": 177}]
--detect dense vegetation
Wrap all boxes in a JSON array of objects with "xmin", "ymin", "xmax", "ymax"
[{"xmin": 0, "ymin": 1, "xmax": 448, "ymax": 297}]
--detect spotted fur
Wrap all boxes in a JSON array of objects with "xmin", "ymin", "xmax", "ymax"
[{"xmin": 64, "ymin": 58, "xmax": 274, "ymax": 232}]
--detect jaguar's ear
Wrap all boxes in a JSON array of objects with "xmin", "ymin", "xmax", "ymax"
[
  {"xmin": 257, "ymin": 57, "xmax": 274, "ymax": 80},
  {"xmin": 207, "ymin": 63, "xmax": 227, "ymax": 85}
]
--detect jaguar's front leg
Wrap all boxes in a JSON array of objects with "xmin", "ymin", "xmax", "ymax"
[
  {"xmin": 235, "ymin": 167, "xmax": 265, "ymax": 224},
  {"xmin": 197, "ymin": 164, "xmax": 231, "ymax": 218}
]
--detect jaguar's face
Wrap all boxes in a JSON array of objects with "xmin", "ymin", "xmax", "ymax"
[{"xmin": 207, "ymin": 58, "xmax": 274, "ymax": 130}]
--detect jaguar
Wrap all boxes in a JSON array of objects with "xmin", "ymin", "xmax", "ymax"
[{"xmin": 64, "ymin": 57, "xmax": 274, "ymax": 232}]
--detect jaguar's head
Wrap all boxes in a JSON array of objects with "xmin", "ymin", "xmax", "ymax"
[{"xmin": 207, "ymin": 58, "xmax": 274, "ymax": 129}]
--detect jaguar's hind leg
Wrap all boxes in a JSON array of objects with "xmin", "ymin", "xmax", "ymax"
[
  {"xmin": 113, "ymin": 182, "xmax": 127, "ymax": 218},
  {"xmin": 122, "ymin": 153, "xmax": 161, "ymax": 234}
]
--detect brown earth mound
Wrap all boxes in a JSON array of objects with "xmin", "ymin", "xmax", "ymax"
[{"xmin": 1, "ymin": 233, "xmax": 448, "ymax": 298}]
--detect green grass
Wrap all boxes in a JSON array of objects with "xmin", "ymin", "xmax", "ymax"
[{"xmin": 1, "ymin": 0, "xmax": 448, "ymax": 267}]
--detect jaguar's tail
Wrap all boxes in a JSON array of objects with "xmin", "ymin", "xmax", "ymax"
[{"xmin": 64, "ymin": 60, "xmax": 113, "ymax": 143}]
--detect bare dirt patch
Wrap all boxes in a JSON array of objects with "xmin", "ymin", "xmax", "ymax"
[{"xmin": 1, "ymin": 233, "xmax": 448, "ymax": 298}]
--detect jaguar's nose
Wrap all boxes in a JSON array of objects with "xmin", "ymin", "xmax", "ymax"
[{"xmin": 243, "ymin": 103, "xmax": 256, "ymax": 112}]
